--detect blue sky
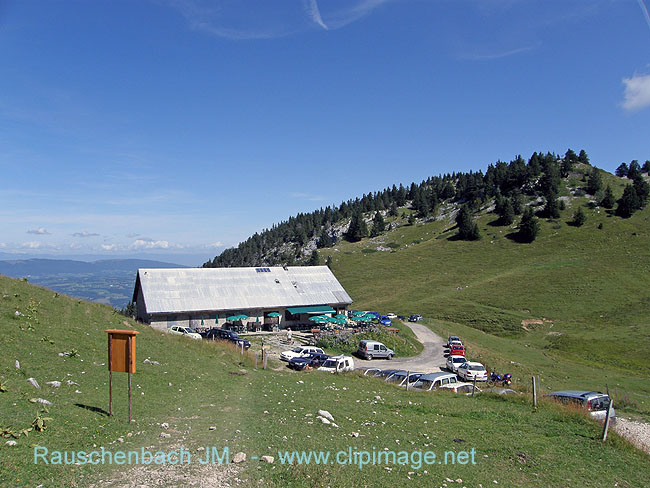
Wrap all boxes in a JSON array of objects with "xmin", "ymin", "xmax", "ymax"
[{"xmin": 1, "ymin": 0, "xmax": 649, "ymax": 266}]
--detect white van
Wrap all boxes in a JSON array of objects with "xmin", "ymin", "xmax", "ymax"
[
  {"xmin": 357, "ymin": 340, "xmax": 394, "ymax": 360},
  {"xmin": 407, "ymin": 372, "xmax": 458, "ymax": 391},
  {"xmin": 319, "ymin": 355, "xmax": 354, "ymax": 373}
]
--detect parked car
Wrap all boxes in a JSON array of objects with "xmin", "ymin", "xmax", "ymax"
[
  {"xmin": 379, "ymin": 316, "xmax": 392, "ymax": 326},
  {"xmin": 280, "ymin": 345, "xmax": 324, "ymax": 362},
  {"xmin": 318, "ymin": 355, "xmax": 354, "ymax": 373},
  {"xmin": 169, "ymin": 326, "xmax": 202, "ymax": 340},
  {"xmin": 357, "ymin": 340, "xmax": 395, "ymax": 360},
  {"xmin": 386, "ymin": 371, "xmax": 424, "ymax": 387},
  {"xmin": 201, "ymin": 328, "xmax": 251, "ymax": 349},
  {"xmin": 372, "ymin": 369, "xmax": 402, "ymax": 379},
  {"xmin": 457, "ymin": 362, "xmax": 488, "ymax": 382},
  {"xmin": 363, "ymin": 368, "xmax": 381, "ymax": 376},
  {"xmin": 288, "ymin": 352, "xmax": 330, "ymax": 371},
  {"xmin": 440, "ymin": 382, "xmax": 481, "ymax": 395},
  {"xmin": 408, "ymin": 372, "xmax": 459, "ymax": 392},
  {"xmin": 446, "ymin": 335, "xmax": 461, "ymax": 347},
  {"xmin": 408, "ymin": 314, "xmax": 423, "ymax": 322},
  {"xmin": 386, "ymin": 313, "xmax": 397, "ymax": 319},
  {"xmin": 545, "ymin": 391, "xmax": 616, "ymax": 424},
  {"xmin": 449, "ymin": 344, "xmax": 466, "ymax": 356},
  {"xmin": 445, "ymin": 355, "xmax": 467, "ymax": 372},
  {"xmin": 448, "ymin": 340, "xmax": 463, "ymax": 349},
  {"xmin": 397, "ymin": 315, "xmax": 406, "ymax": 321}
]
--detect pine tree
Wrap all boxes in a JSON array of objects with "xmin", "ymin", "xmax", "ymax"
[
  {"xmin": 307, "ymin": 249, "xmax": 320, "ymax": 266},
  {"xmin": 642, "ymin": 160, "xmax": 650, "ymax": 174},
  {"xmin": 578, "ymin": 149, "xmax": 590, "ymax": 165},
  {"xmin": 633, "ymin": 176, "xmax": 650, "ymax": 208},
  {"xmin": 512, "ymin": 193, "xmax": 524, "ymax": 215},
  {"xmin": 628, "ymin": 160, "xmax": 642, "ymax": 180},
  {"xmin": 571, "ymin": 207, "xmax": 586, "ymax": 227},
  {"xmin": 345, "ymin": 211, "xmax": 368, "ymax": 242},
  {"xmin": 518, "ymin": 207, "xmax": 540, "ymax": 242},
  {"xmin": 455, "ymin": 205, "xmax": 481, "ymax": 240},
  {"xmin": 407, "ymin": 213, "xmax": 416, "ymax": 225},
  {"xmin": 388, "ymin": 202, "xmax": 399, "ymax": 217},
  {"xmin": 601, "ymin": 184, "xmax": 615, "ymax": 209},
  {"xmin": 586, "ymin": 167, "xmax": 603, "ymax": 195},
  {"xmin": 370, "ymin": 212, "xmax": 386, "ymax": 237},
  {"xmin": 497, "ymin": 198, "xmax": 515, "ymax": 225},
  {"xmin": 616, "ymin": 185, "xmax": 640, "ymax": 218},
  {"xmin": 543, "ymin": 190, "xmax": 560, "ymax": 219},
  {"xmin": 615, "ymin": 163, "xmax": 629, "ymax": 177}
]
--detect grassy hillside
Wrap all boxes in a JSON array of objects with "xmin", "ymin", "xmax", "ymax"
[
  {"xmin": 2, "ymin": 275, "xmax": 649, "ymax": 487},
  {"xmin": 321, "ymin": 168, "xmax": 650, "ymax": 417}
]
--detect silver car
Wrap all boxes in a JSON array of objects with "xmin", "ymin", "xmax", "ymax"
[
  {"xmin": 357, "ymin": 340, "xmax": 395, "ymax": 360},
  {"xmin": 546, "ymin": 391, "xmax": 616, "ymax": 424}
]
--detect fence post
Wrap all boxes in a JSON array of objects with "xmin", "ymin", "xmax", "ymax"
[
  {"xmin": 532, "ymin": 376, "xmax": 537, "ymax": 409},
  {"xmin": 472, "ymin": 376, "xmax": 477, "ymax": 397},
  {"xmin": 601, "ymin": 397, "xmax": 614, "ymax": 441},
  {"xmin": 255, "ymin": 353, "xmax": 258, "ymax": 369}
]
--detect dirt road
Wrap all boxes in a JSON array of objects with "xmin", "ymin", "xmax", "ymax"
[{"xmin": 354, "ymin": 321, "xmax": 448, "ymax": 373}]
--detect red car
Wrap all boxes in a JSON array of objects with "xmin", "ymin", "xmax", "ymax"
[{"xmin": 449, "ymin": 344, "xmax": 465, "ymax": 356}]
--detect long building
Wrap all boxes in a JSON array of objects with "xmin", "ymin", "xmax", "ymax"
[{"xmin": 132, "ymin": 265, "xmax": 353, "ymax": 331}]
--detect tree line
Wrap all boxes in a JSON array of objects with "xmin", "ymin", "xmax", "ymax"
[{"xmin": 203, "ymin": 150, "xmax": 649, "ymax": 267}]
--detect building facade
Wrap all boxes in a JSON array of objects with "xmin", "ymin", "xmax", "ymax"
[{"xmin": 132, "ymin": 266, "xmax": 353, "ymax": 331}]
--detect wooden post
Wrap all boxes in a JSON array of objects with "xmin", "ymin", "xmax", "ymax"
[
  {"xmin": 602, "ymin": 397, "xmax": 614, "ymax": 441},
  {"xmin": 255, "ymin": 354, "xmax": 258, "ymax": 369},
  {"xmin": 532, "ymin": 376, "xmax": 537, "ymax": 409},
  {"xmin": 472, "ymin": 376, "xmax": 477, "ymax": 397},
  {"xmin": 263, "ymin": 352, "xmax": 267, "ymax": 370},
  {"xmin": 108, "ymin": 334, "xmax": 113, "ymax": 416},
  {"xmin": 127, "ymin": 335, "xmax": 132, "ymax": 423}
]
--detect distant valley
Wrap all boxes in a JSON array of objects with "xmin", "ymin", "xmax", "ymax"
[{"xmin": 0, "ymin": 258, "xmax": 186, "ymax": 308}]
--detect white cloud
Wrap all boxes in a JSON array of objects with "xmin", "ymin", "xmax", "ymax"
[
  {"xmin": 306, "ymin": 0, "xmax": 328, "ymax": 30},
  {"xmin": 289, "ymin": 192, "xmax": 325, "ymax": 201},
  {"xmin": 101, "ymin": 244, "xmax": 118, "ymax": 251},
  {"xmin": 622, "ymin": 73, "xmax": 650, "ymax": 111},
  {"xmin": 27, "ymin": 227, "xmax": 50, "ymax": 235},
  {"xmin": 19, "ymin": 241, "xmax": 43, "ymax": 249},
  {"xmin": 130, "ymin": 239, "xmax": 171, "ymax": 250},
  {"xmin": 72, "ymin": 231, "xmax": 100, "ymax": 238}
]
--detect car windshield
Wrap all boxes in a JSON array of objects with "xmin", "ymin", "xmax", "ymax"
[
  {"xmin": 322, "ymin": 360, "xmax": 336, "ymax": 368},
  {"xmin": 229, "ymin": 332, "xmax": 240, "ymax": 339},
  {"xmin": 469, "ymin": 365, "xmax": 485, "ymax": 371},
  {"xmin": 292, "ymin": 347, "xmax": 304, "ymax": 352},
  {"xmin": 184, "ymin": 328, "xmax": 196, "ymax": 333},
  {"xmin": 589, "ymin": 396, "xmax": 610, "ymax": 411},
  {"xmin": 453, "ymin": 357, "xmax": 466, "ymax": 363},
  {"xmin": 414, "ymin": 380, "xmax": 433, "ymax": 390}
]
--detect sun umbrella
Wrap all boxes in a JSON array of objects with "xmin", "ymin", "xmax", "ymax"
[
  {"xmin": 334, "ymin": 314, "xmax": 347, "ymax": 320},
  {"xmin": 226, "ymin": 315, "xmax": 240, "ymax": 321},
  {"xmin": 309, "ymin": 316, "xmax": 327, "ymax": 323},
  {"xmin": 352, "ymin": 311, "xmax": 366, "ymax": 317},
  {"xmin": 237, "ymin": 314, "xmax": 249, "ymax": 320},
  {"xmin": 267, "ymin": 312, "xmax": 281, "ymax": 317}
]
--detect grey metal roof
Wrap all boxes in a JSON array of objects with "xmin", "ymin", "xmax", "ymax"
[{"xmin": 135, "ymin": 266, "xmax": 353, "ymax": 315}]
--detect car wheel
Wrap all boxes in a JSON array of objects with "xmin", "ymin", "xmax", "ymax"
[
  {"xmin": 367, "ymin": 354, "xmax": 373, "ymax": 360},
  {"xmin": 387, "ymin": 354, "xmax": 393, "ymax": 360}
]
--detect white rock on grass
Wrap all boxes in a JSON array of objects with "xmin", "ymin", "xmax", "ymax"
[
  {"xmin": 15, "ymin": 360, "xmax": 20, "ymax": 369},
  {"xmin": 232, "ymin": 452, "xmax": 246, "ymax": 463},
  {"xmin": 260, "ymin": 456, "xmax": 274, "ymax": 464},
  {"xmin": 161, "ymin": 423, "xmax": 169, "ymax": 429},
  {"xmin": 27, "ymin": 378, "xmax": 40, "ymax": 389},
  {"xmin": 6, "ymin": 440, "xmax": 17, "ymax": 446},
  {"xmin": 160, "ymin": 433, "xmax": 171, "ymax": 439},
  {"xmin": 46, "ymin": 381, "xmax": 61, "ymax": 388},
  {"xmin": 317, "ymin": 416, "xmax": 331, "ymax": 425},
  {"xmin": 30, "ymin": 398, "xmax": 52, "ymax": 405},
  {"xmin": 318, "ymin": 410, "xmax": 334, "ymax": 422}
]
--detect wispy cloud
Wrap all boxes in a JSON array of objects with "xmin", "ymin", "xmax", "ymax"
[
  {"xmin": 289, "ymin": 192, "xmax": 325, "ymax": 201},
  {"xmin": 638, "ymin": 0, "xmax": 650, "ymax": 34},
  {"xmin": 163, "ymin": 0, "xmax": 391, "ymax": 39},
  {"xmin": 306, "ymin": 0, "xmax": 328, "ymax": 30},
  {"xmin": 464, "ymin": 42, "xmax": 541, "ymax": 61},
  {"xmin": 27, "ymin": 227, "xmax": 50, "ymax": 235},
  {"xmin": 622, "ymin": 73, "xmax": 650, "ymax": 111},
  {"xmin": 72, "ymin": 231, "xmax": 100, "ymax": 238}
]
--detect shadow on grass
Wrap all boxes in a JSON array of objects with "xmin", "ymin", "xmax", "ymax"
[
  {"xmin": 74, "ymin": 403, "xmax": 110, "ymax": 416},
  {"xmin": 504, "ymin": 231, "xmax": 534, "ymax": 244}
]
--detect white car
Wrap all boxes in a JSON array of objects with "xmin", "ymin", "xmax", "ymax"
[
  {"xmin": 318, "ymin": 355, "xmax": 354, "ymax": 373},
  {"xmin": 440, "ymin": 382, "xmax": 481, "ymax": 395},
  {"xmin": 386, "ymin": 313, "xmax": 397, "ymax": 319},
  {"xmin": 457, "ymin": 362, "xmax": 488, "ymax": 382},
  {"xmin": 446, "ymin": 355, "xmax": 467, "ymax": 373},
  {"xmin": 169, "ymin": 326, "xmax": 202, "ymax": 340},
  {"xmin": 280, "ymin": 346, "xmax": 324, "ymax": 362}
]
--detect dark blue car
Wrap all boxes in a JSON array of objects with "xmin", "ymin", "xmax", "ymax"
[{"xmin": 288, "ymin": 352, "xmax": 330, "ymax": 370}]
